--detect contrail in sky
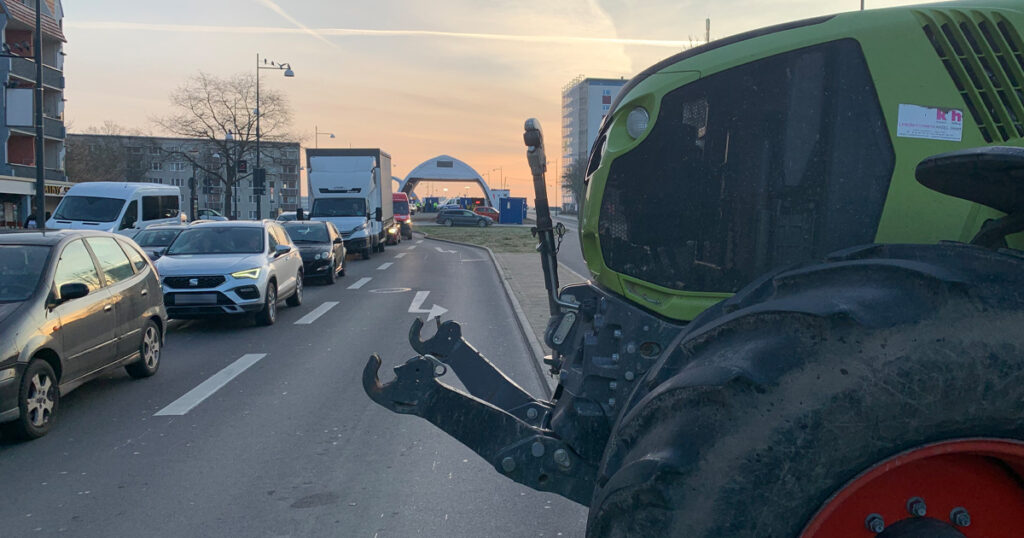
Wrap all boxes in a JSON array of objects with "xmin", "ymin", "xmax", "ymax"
[
  {"xmin": 65, "ymin": 21, "xmax": 693, "ymax": 48},
  {"xmin": 253, "ymin": 0, "xmax": 339, "ymax": 49}
]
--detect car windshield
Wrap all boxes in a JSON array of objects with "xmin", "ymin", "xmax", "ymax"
[
  {"xmin": 0, "ymin": 245, "xmax": 50, "ymax": 302},
  {"xmin": 133, "ymin": 229, "xmax": 182, "ymax": 247},
  {"xmin": 283, "ymin": 223, "xmax": 329, "ymax": 243},
  {"xmin": 165, "ymin": 227, "xmax": 264, "ymax": 255},
  {"xmin": 393, "ymin": 200, "xmax": 409, "ymax": 214},
  {"xmin": 311, "ymin": 198, "xmax": 366, "ymax": 217},
  {"xmin": 52, "ymin": 196, "xmax": 126, "ymax": 222}
]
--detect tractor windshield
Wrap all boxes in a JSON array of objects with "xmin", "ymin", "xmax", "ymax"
[{"xmin": 598, "ymin": 39, "xmax": 895, "ymax": 293}]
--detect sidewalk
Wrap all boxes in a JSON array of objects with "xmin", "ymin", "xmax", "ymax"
[{"xmin": 492, "ymin": 252, "xmax": 586, "ymax": 392}]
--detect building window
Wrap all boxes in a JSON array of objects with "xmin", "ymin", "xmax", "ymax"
[
  {"xmin": 148, "ymin": 146, "xmax": 160, "ymax": 155},
  {"xmin": 249, "ymin": 210, "xmax": 258, "ymax": 219},
  {"xmin": 169, "ymin": 178, "xmax": 183, "ymax": 187},
  {"xmin": 283, "ymin": 165, "xmax": 296, "ymax": 174},
  {"xmin": 129, "ymin": 147, "xmax": 143, "ymax": 154},
  {"xmin": 148, "ymin": 178, "xmax": 163, "ymax": 184},
  {"xmin": 151, "ymin": 162, "xmax": 163, "ymax": 171},
  {"xmin": 170, "ymin": 162, "xmax": 186, "ymax": 171}
]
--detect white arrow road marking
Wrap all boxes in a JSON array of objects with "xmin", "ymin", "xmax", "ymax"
[
  {"xmin": 407, "ymin": 245, "xmax": 417, "ymax": 250},
  {"xmin": 294, "ymin": 301, "xmax": 338, "ymax": 325},
  {"xmin": 394, "ymin": 253, "xmax": 407, "ymax": 259},
  {"xmin": 377, "ymin": 262, "xmax": 393, "ymax": 270},
  {"xmin": 435, "ymin": 247, "xmax": 457, "ymax": 254},
  {"xmin": 408, "ymin": 290, "xmax": 448, "ymax": 321},
  {"xmin": 155, "ymin": 354, "xmax": 267, "ymax": 416},
  {"xmin": 348, "ymin": 277, "xmax": 372, "ymax": 289}
]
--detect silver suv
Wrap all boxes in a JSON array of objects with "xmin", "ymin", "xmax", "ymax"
[{"xmin": 154, "ymin": 220, "xmax": 304, "ymax": 325}]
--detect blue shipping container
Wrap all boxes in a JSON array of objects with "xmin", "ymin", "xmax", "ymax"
[{"xmin": 499, "ymin": 197, "xmax": 526, "ymax": 224}]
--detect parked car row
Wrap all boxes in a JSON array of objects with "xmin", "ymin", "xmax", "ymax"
[{"xmin": 0, "ymin": 217, "xmax": 353, "ymax": 441}]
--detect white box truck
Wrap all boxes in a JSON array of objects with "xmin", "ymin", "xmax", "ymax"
[{"xmin": 306, "ymin": 149, "xmax": 395, "ymax": 259}]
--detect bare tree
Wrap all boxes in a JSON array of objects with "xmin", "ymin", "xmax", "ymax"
[
  {"xmin": 561, "ymin": 159, "xmax": 586, "ymax": 214},
  {"xmin": 153, "ymin": 72, "xmax": 293, "ymax": 218},
  {"xmin": 66, "ymin": 122, "xmax": 154, "ymax": 182}
]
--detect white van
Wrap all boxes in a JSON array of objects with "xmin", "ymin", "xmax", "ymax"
[{"xmin": 46, "ymin": 182, "xmax": 185, "ymax": 234}]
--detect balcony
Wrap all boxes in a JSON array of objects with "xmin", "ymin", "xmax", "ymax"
[
  {"xmin": 9, "ymin": 56, "xmax": 64, "ymax": 89},
  {"xmin": 10, "ymin": 164, "xmax": 66, "ymax": 181},
  {"xmin": 10, "ymin": 116, "xmax": 66, "ymax": 140}
]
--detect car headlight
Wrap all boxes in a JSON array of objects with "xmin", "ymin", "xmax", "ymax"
[
  {"xmin": 626, "ymin": 106, "xmax": 650, "ymax": 139},
  {"xmin": 231, "ymin": 268, "xmax": 261, "ymax": 279},
  {"xmin": 316, "ymin": 251, "xmax": 332, "ymax": 260}
]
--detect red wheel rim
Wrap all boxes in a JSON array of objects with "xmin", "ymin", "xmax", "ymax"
[{"xmin": 801, "ymin": 439, "xmax": 1024, "ymax": 537}]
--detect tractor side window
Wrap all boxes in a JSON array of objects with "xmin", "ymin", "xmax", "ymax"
[{"xmin": 598, "ymin": 38, "xmax": 895, "ymax": 293}]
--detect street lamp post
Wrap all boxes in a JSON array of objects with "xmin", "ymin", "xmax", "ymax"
[
  {"xmin": 315, "ymin": 125, "xmax": 336, "ymax": 148},
  {"xmin": 492, "ymin": 167, "xmax": 504, "ymax": 190},
  {"xmin": 256, "ymin": 54, "xmax": 294, "ymax": 220}
]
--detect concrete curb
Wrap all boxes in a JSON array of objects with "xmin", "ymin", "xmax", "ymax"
[{"xmin": 416, "ymin": 231, "xmax": 556, "ymax": 398}]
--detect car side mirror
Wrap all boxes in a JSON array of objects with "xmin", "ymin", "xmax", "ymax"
[
  {"xmin": 333, "ymin": 237, "xmax": 343, "ymax": 244},
  {"xmin": 375, "ymin": 207, "xmax": 383, "ymax": 222},
  {"xmin": 59, "ymin": 282, "xmax": 89, "ymax": 303},
  {"xmin": 274, "ymin": 244, "xmax": 291, "ymax": 257}
]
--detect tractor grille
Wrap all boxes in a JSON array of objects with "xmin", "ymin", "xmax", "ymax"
[
  {"xmin": 164, "ymin": 275, "xmax": 226, "ymax": 289},
  {"xmin": 917, "ymin": 9, "xmax": 1024, "ymax": 143}
]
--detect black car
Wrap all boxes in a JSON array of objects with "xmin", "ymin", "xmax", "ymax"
[
  {"xmin": 0, "ymin": 231, "xmax": 167, "ymax": 440},
  {"xmin": 282, "ymin": 220, "xmax": 346, "ymax": 284},
  {"xmin": 435, "ymin": 209, "xmax": 493, "ymax": 227},
  {"xmin": 131, "ymin": 225, "xmax": 187, "ymax": 260}
]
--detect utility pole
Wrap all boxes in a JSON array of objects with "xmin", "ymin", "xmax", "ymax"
[{"xmin": 33, "ymin": 0, "xmax": 44, "ymax": 230}]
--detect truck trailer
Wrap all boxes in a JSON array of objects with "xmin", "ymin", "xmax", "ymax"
[{"xmin": 306, "ymin": 148, "xmax": 394, "ymax": 259}]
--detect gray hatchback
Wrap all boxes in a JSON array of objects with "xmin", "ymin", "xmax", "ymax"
[{"xmin": 0, "ymin": 230, "xmax": 167, "ymax": 440}]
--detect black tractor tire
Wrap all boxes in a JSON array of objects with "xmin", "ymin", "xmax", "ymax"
[
  {"xmin": 587, "ymin": 243, "xmax": 1024, "ymax": 538},
  {"xmin": 2, "ymin": 359, "xmax": 59, "ymax": 440},
  {"xmin": 255, "ymin": 281, "xmax": 277, "ymax": 326},
  {"xmin": 286, "ymin": 272, "xmax": 303, "ymax": 307},
  {"xmin": 125, "ymin": 320, "xmax": 161, "ymax": 379}
]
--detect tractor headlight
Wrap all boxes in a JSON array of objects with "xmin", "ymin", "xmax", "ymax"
[
  {"xmin": 626, "ymin": 106, "xmax": 650, "ymax": 139},
  {"xmin": 231, "ymin": 268, "xmax": 261, "ymax": 279}
]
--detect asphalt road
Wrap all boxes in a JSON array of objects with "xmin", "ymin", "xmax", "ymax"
[
  {"xmin": 0, "ymin": 237, "xmax": 588, "ymax": 537},
  {"xmin": 550, "ymin": 213, "xmax": 587, "ymax": 281}
]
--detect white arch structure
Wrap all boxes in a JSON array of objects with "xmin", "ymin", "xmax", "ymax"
[{"xmin": 400, "ymin": 155, "xmax": 493, "ymax": 202}]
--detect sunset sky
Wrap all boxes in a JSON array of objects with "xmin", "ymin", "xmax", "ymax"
[{"xmin": 63, "ymin": 0, "xmax": 935, "ymax": 201}]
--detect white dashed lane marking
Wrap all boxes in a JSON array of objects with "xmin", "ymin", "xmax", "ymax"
[
  {"xmin": 395, "ymin": 253, "xmax": 407, "ymax": 259},
  {"xmin": 155, "ymin": 354, "xmax": 267, "ymax": 416},
  {"xmin": 348, "ymin": 277, "xmax": 372, "ymax": 289},
  {"xmin": 377, "ymin": 263, "xmax": 393, "ymax": 270},
  {"xmin": 294, "ymin": 301, "xmax": 339, "ymax": 325},
  {"xmin": 407, "ymin": 245, "xmax": 417, "ymax": 250}
]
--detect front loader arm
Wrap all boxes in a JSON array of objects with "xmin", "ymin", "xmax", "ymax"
[{"xmin": 362, "ymin": 321, "xmax": 596, "ymax": 505}]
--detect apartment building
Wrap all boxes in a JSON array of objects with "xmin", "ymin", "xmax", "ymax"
[{"xmin": 0, "ymin": 0, "xmax": 68, "ymax": 228}]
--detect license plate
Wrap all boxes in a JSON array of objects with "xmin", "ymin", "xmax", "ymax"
[{"xmin": 175, "ymin": 293, "xmax": 218, "ymax": 305}]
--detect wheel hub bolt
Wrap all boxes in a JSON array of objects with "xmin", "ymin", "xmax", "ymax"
[
  {"xmin": 906, "ymin": 497, "xmax": 927, "ymax": 517},
  {"xmin": 608, "ymin": 398, "xmax": 616, "ymax": 408},
  {"xmin": 611, "ymin": 353, "xmax": 620, "ymax": 362},
  {"xmin": 613, "ymin": 329, "xmax": 623, "ymax": 339},
  {"xmin": 624, "ymin": 371, "xmax": 635, "ymax": 381},
  {"xmin": 865, "ymin": 513, "xmax": 885, "ymax": 533},
  {"xmin": 609, "ymin": 381, "xmax": 618, "ymax": 390},
  {"xmin": 526, "ymin": 408, "xmax": 538, "ymax": 420},
  {"xmin": 531, "ymin": 441, "xmax": 545, "ymax": 458},
  {"xmin": 950, "ymin": 507, "xmax": 971, "ymax": 527},
  {"xmin": 501, "ymin": 457, "xmax": 516, "ymax": 473},
  {"xmin": 553, "ymin": 449, "xmax": 571, "ymax": 468}
]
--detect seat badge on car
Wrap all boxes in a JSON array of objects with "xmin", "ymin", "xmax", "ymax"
[{"xmin": 189, "ymin": 278, "xmax": 199, "ymax": 287}]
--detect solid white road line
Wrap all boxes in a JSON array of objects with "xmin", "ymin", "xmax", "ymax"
[
  {"xmin": 394, "ymin": 253, "xmax": 407, "ymax": 259},
  {"xmin": 377, "ymin": 262, "xmax": 393, "ymax": 270},
  {"xmin": 294, "ymin": 301, "xmax": 339, "ymax": 325},
  {"xmin": 154, "ymin": 354, "xmax": 267, "ymax": 416},
  {"xmin": 348, "ymin": 277, "xmax": 372, "ymax": 289}
]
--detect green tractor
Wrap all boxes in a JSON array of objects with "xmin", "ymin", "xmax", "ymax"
[{"xmin": 365, "ymin": 2, "xmax": 1024, "ymax": 536}]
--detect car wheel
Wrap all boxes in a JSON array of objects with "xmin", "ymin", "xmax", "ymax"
[
  {"xmin": 256, "ymin": 282, "xmax": 277, "ymax": 326},
  {"xmin": 3, "ymin": 359, "xmax": 59, "ymax": 440},
  {"xmin": 444, "ymin": 219, "xmax": 453, "ymax": 227},
  {"xmin": 326, "ymin": 261, "xmax": 337, "ymax": 284},
  {"xmin": 125, "ymin": 320, "xmax": 161, "ymax": 379},
  {"xmin": 287, "ymin": 273, "xmax": 303, "ymax": 307},
  {"xmin": 477, "ymin": 219, "xmax": 486, "ymax": 227}
]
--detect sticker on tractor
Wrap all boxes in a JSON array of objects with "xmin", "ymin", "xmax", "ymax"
[{"xmin": 896, "ymin": 104, "xmax": 964, "ymax": 142}]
